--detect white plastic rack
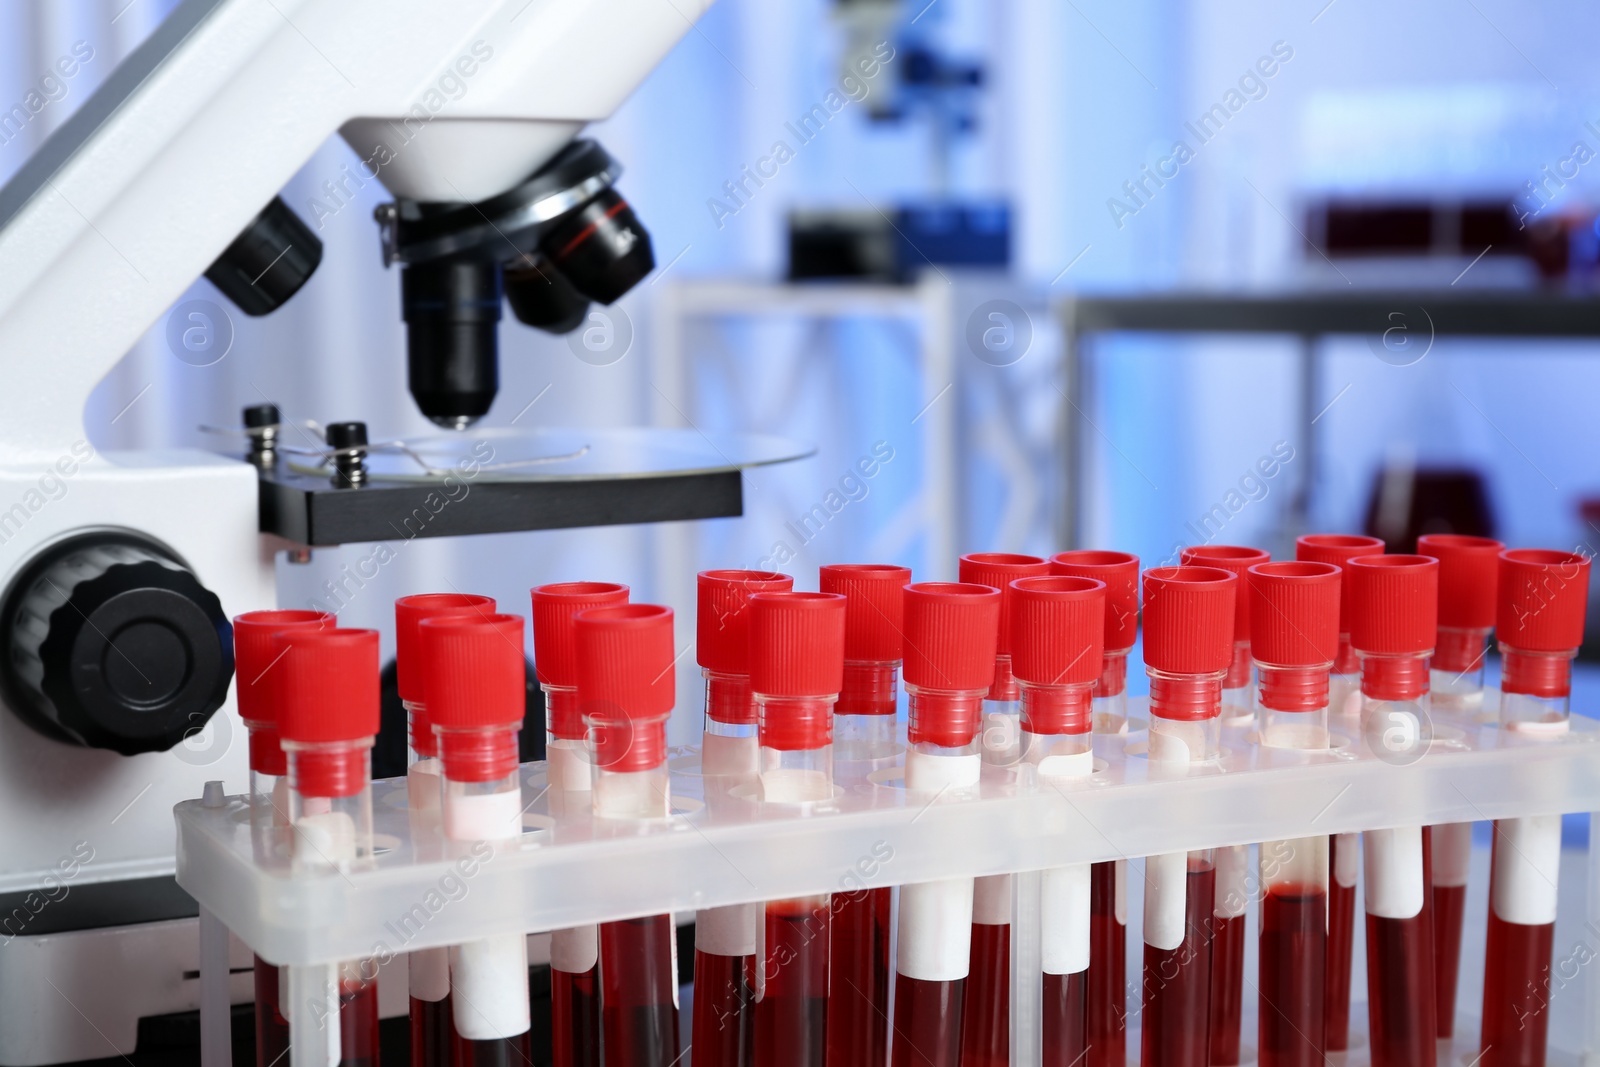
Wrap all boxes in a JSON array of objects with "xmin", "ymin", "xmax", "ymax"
[{"xmin": 177, "ymin": 693, "xmax": 1600, "ymax": 1067}]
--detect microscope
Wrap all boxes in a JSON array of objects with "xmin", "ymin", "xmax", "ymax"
[{"xmin": 0, "ymin": 1, "xmax": 718, "ymax": 1062}]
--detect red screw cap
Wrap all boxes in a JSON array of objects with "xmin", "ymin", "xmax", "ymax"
[
  {"xmin": 1347, "ymin": 554, "xmax": 1438, "ymax": 655},
  {"xmin": 395, "ymin": 594, "xmax": 495, "ymax": 702},
  {"xmin": 697, "ymin": 570, "xmax": 792, "ymax": 674},
  {"xmin": 531, "ymin": 582, "xmax": 629, "ymax": 687},
  {"xmin": 576, "ymin": 604, "xmax": 675, "ymax": 771},
  {"xmin": 1141, "ymin": 566, "xmax": 1238, "ymax": 674},
  {"xmin": 1248, "ymin": 562, "xmax": 1341, "ymax": 666},
  {"xmin": 1009, "ymin": 576, "xmax": 1106, "ymax": 687},
  {"xmin": 1498, "ymin": 549, "xmax": 1591, "ymax": 652},
  {"xmin": 1418, "ymin": 534, "xmax": 1503, "ymax": 630},
  {"xmin": 233, "ymin": 610, "xmax": 334, "ymax": 725},
  {"xmin": 957, "ymin": 553, "xmax": 1050, "ymax": 655},
  {"xmin": 819, "ymin": 564, "xmax": 912, "ymax": 662},
  {"xmin": 1050, "ymin": 550, "xmax": 1140, "ymax": 652},
  {"xmin": 277, "ymin": 629, "xmax": 381, "ymax": 743},
  {"xmin": 1296, "ymin": 534, "xmax": 1384, "ymax": 632},
  {"xmin": 1180, "ymin": 546, "xmax": 1270, "ymax": 642},
  {"xmin": 902, "ymin": 582, "xmax": 1002, "ymax": 692},
  {"xmin": 750, "ymin": 592, "xmax": 847, "ymax": 698},
  {"xmin": 422, "ymin": 614, "xmax": 526, "ymax": 729}
]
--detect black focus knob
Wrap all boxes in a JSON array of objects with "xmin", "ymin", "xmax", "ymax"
[
  {"xmin": 2, "ymin": 536, "xmax": 233, "ymax": 755},
  {"xmin": 204, "ymin": 196, "xmax": 322, "ymax": 316}
]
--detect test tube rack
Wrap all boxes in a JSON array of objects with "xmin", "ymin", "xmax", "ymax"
[{"xmin": 176, "ymin": 694, "xmax": 1600, "ymax": 1067}]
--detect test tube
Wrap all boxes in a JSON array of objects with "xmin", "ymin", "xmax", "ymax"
[
  {"xmin": 1293, "ymin": 532, "xmax": 1382, "ymax": 1052},
  {"xmin": 532, "ymin": 582, "xmax": 628, "ymax": 795},
  {"xmin": 233, "ymin": 609, "xmax": 334, "ymax": 1067},
  {"xmin": 749, "ymin": 591, "xmax": 846, "ymax": 1067},
  {"xmin": 1050, "ymin": 549, "xmax": 1139, "ymax": 1067},
  {"xmin": 1348, "ymin": 553, "xmax": 1439, "ymax": 1067},
  {"xmin": 819, "ymin": 563, "xmax": 910, "ymax": 1067},
  {"xmin": 892, "ymin": 582, "xmax": 1000, "ymax": 1067},
  {"xmin": 1179, "ymin": 545, "xmax": 1268, "ymax": 1067},
  {"xmin": 575, "ymin": 603, "xmax": 682, "ymax": 1067},
  {"xmin": 396, "ymin": 593, "xmax": 495, "ymax": 1067},
  {"xmin": 419, "ymin": 613, "xmax": 532, "ymax": 1067},
  {"xmin": 693, "ymin": 570, "xmax": 792, "ymax": 1067},
  {"xmin": 1479, "ymin": 548, "xmax": 1590, "ymax": 1067},
  {"xmin": 1139, "ymin": 565, "xmax": 1235, "ymax": 1067},
  {"xmin": 1179, "ymin": 545, "xmax": 1270, "ymax": 725},
  {"xmin": 531, "ymin": 582, "xmax": 629, "ymax": 1067},
  {"xmin": 1248, "ymin": 561, "xmax": 1340, "ymax": 1067},
  {"xmin": 956, "ymin": 553, "xmax": 1048, "ymax": 1067},
  {"xmin": 1416, "ymin": 533, "xmax": 1501, "ymax": 1039},
  {"xmin": 277, "ymin": 627, "xmax": 382, "ymax": 1067},
  {"xmin": 1417, "ymin": 534, "xmax": 1503, "ymax": 713},
  {"xmin": 1011, "ymin": 575, "xmax": 1105, "ymax": 1064}
]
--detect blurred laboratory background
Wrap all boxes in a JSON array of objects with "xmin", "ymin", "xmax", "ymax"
[{"xmin": 4, "ymin": 0, "xmax": 1599, "ymax": 723}]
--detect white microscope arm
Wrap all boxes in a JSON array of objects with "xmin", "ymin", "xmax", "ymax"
[{"xmin": 0, "ymin": 0, "xmax": 713, "ymax": 460}]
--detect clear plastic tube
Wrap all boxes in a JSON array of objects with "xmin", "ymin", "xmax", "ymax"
[
  {"xmin": 1220, "ymin": 640, "xmax": 1253, "ymax": 724},
  {"xmin": 1141, "ymin": 667, "xmax": 1224, "ymax": 1067},
  {"xmin": 1256, "ymin": 664, "xmax": 1330, "ymax": 1067},
  {"xmin": 893, "ymin": 684, "xmax": 983, "ymax": 1067},
  {"xmin": 286, "ymin": 736, "xmax": 378, "ymax": 1067},
  {"xmin": 405, "ymin": 697, "xmax": 455, "ymax": 1067},
  {"xmin": 591, "ymin": 706, "xmax": 680, "ymax": 1066},
  {"xmin": 1209, "ymin": 843, "xmax": 1247, "ymax": 1066},
  {"xmin": 1358, "ymin": 653, "xmax": 1437, "ymax": 1067},
  {"xmin": 697, "ymin": 674, "xmax": 760, "ymax": 1067},
  {"xmin": 1431, "ymin": 821, "xmax": 1472, "ymax": 1039},
  {"xmin": 829, "ymin": 661, "xmax": 897, "ymax": 1067},
  {"xmin": 551, "ymin": 925, "xmax": 602, "ymax": 1067},
  {"xmin": 1024, "ymin": 679, "xmax": 1094, "ymax": 1066},
  {"xmin": 1480, "ymin": 642, "xmax": 1571, "ymax": 1066},
  {"xmin": 1087, "ymin": 646, "xmax": 1128, "ymax": 1067},
  {"xmin": 756, "ymin": 694, "xmax": 834, "ymax": 1067},
  {"xmin": 543, "ymin": 684, "xmax": 592, "ymax": 794},
  {"xmin": 1324, "ymin": 832, "xmax": 1358, "ymax": 1052},
  {"xmin": 1430, "ymin": 626, "xmax": 1491, "ymax": 712},
  {"xmin": 966, "ymin": 666, "xmax": 1020, "ymax": 1067},
  {"xmin": 1328, "ymin": 633, "xmax": 1361, "ymax": 722},
  {"xmin": 439, "ymin": 726, "xmax": 529, "ymax": 1065}
]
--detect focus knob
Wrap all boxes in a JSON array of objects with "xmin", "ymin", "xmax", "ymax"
[{"xmin": 3, "ymin": 536, "xmax": 234, "ymax": 755}]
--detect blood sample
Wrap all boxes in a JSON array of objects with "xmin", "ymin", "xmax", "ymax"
[
  {"xmin": 1431, "ymin": 822, "xmax": 1471, "ymax": 1039},
  {"xmin": 420, "ymin": 613, "xmax": 533, "ymax": 1067},
  {"xmin": 1348, "ymin": 553, "xmax": 1439, "ymax": 1067},
  {"xmin": 1011, "ymin": 575, "xmax": 1106, "ymax": 1066},
  {"xmin": 1248, "ymin": 560, "xmax": 1341, "ymax": 1067},
  {"xmin": 232, "ymin": 609, "xmax": 333, "ymax": 1067},
  {"xmin": 550, "ymin": 929, "xmax": 602, "ymax": 1067},
  {"xmin": 1207, "ymin": 845, "xmax": 1246, "ymax": 1066},
  {"xmin": 819, "ymin": 564, "xmax": 910, "ymax": 1067},
  {"xmin": 750, "ymin": 590, "xmax": 846, "ymax": 1067},
  {"xmin": 1294, "ymin": 535, "xmax": 1382, "ymax": 1052},
  {"xmin": 1323, "ymin": 833, "xmax": 1356, "ymax": 1052},
  {"xmin": 1180, "ymin": 545, "xmax": 1269, "ymax": 727},
  {"xmin": 693, "ymin": 571, "xmax": 792, "ymax": 1067},
  {"xmin": 1479, "ymin": 548, "xmax": 1590, "ymax": 1067},
  {"xmin": 277, "ymin": 627, "xmax": 383, "ymax": 1067},
  {"xmin": 1050, "ymin": 550, "xmax": 1138, "ymax": 1067},
  {"xmin": 575, "ymin": 603, "xmax": 683, "ymax": 1066},
  {"xmin": 955, "ymin": 554, "xmax": 1048, "ymax": 1067},
  {"xmin": 1414, "ymin": 536, "xmax": 1500, "ymax": 1039},
  {"xmin": 1179, "ymin": 548, "xmax": 1268, "ymax": 1067},
  {"xmin": 1138, "ymin": 564, "xmax": 1236, "ymax": 1067},
  {"xmin": 1417, "ymin": 534, "xmax": 1502, "ymax": 714},
  {"xmin": 397, "ymin": 594, "xmax": 496, "ymax": 1067},
  {"xmin": 892, "ymin": 582, "xmax": 1000, "ymax": 1067},
  {"xmin": 531, "ymin": 582, "xmax": 627, "ymax": 1067}
]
